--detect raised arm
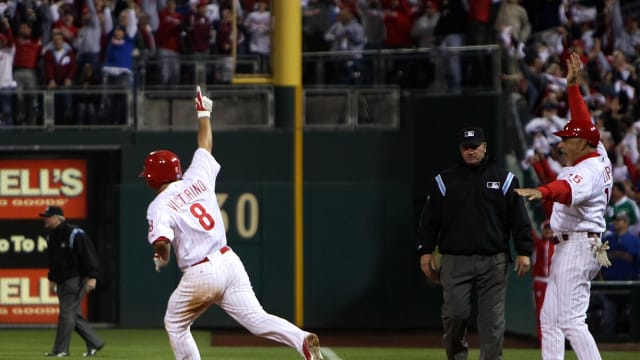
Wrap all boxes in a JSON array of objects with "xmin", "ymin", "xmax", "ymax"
[
  {"xmin": 86, "ymin": 0, "xmax": 98, "ymax": 25},
  {"xmin": 566, "ymin": 52, "xmax": 591, "ymax": 127},
  {"xmin": 194, "ymin": 86, "xmax": 213, "ymax": 153}
]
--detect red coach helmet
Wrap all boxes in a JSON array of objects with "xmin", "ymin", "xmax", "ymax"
[
  {"xmin": 553, "ymin": 121, "xmax": 600, "ymax": 146},
  {"xmin": 139, "ymin": 150, "xmax": 182, "ymax": 190}
]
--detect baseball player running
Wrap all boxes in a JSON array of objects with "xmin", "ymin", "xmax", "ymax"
[
  {"xmin": 515, "ymin": 53, "xmax": 613, "ymax": 360},
  {"xmin": 139, "ymin": 86, "xmax": 323, "ymax": 360}
]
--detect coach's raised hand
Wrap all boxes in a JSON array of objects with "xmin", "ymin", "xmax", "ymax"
[
  {"xmin": 194, "ymin": 85, "xmax": 213, "ymax": 119},
  {"xmin": 566, "ymin": 52, "xmax": 582, "ymax": 85}
]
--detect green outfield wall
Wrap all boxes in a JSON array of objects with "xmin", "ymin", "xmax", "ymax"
[{"xmin": 0, "ymin": 93, "xmax": 536, "ymax": 337}]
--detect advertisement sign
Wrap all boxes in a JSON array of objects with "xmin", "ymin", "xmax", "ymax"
[
  {"xmin": 0, "ymin": 158, "xmax": 88, "ymax": 324},
  {"xmin": 0, "ymin": 159, "xmax": 87, "ymax": 219},
  {"xmin": 0, "ymin": 269, "xmax": 59, "ymax": 323}
]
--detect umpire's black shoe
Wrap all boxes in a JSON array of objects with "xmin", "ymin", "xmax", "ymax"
[
  {"xmin": 44, "ymin": 352, "xmax": 68, "ymax": 357},
  {"xmin": 83, "ymin": 343, "xmax": 104, "ymax": 357}
]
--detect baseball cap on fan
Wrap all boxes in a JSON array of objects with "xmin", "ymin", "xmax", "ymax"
[
  {"xmin": 459, "ymin": 127, "xmax": 486, "ymax": 147},
  {"xmin": 425, "ymin": 0, "xmax": 439, "ymax": 10},
  {"xmin": 39, "ymin": 206, "xmax": 64, "ymax": 217}
]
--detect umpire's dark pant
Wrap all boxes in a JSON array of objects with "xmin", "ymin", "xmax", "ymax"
[
  {"xmin": 53, "ymin": 277, "xmax": 104, "ymax": 354},
  {"xmin": 440, "ymin": 253, "xmax": 508, "ymax": 360}
]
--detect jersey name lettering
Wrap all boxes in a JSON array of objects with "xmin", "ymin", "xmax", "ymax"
[
  {"xmin": 604, "ymin": 166, "xmax": 612, "ymax": 182},
  {"xmin": 167, "ymin": 180, "xmax": 208, "ymax": 211}
]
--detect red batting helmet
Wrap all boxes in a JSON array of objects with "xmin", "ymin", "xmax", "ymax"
[
  {"xmin": 139, "ymin": 150, "xmax": 182, "ymax": 190},
  {"xmin": 553, "ymin": 121, "xmax": 600, "ymax": 146}
]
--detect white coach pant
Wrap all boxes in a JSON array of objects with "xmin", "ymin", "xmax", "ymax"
[
  {"xmin": 164, "ymin": 249, "xmax": 310, "ymax": 360},
  {"xmin": 541, "ymin": 235, "xmax": 602, "ymax": 360}
]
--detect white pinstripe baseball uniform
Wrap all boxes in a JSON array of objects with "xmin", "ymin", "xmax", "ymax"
[
  {"xmin": 541, "ymin": 141, "xmax": 613, "ymax": 360},
  {"xmin": 146, "ymin": 148, "xmax": 315, "ymax": 360}
]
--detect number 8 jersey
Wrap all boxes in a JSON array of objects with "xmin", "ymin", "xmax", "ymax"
[{"xmin": 146, "ymin": 148, "xmax": 226, "ymax": 271}]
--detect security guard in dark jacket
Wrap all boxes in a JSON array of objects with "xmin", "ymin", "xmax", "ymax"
[
  {"xmin": 41, "ymin": 206, "xmax": 105, "ymax": 357},
  {"xmin": 417, "ymin": 127, "xmax": 533, "ymax": 360}
]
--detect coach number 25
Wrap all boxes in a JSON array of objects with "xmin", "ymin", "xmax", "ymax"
[{"xmin": 217, "ymin": 192, "xmax": 259, "ymax": 239}]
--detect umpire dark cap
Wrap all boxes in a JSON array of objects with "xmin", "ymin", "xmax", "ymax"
[
  {"xmin": 459, "ymin": 127, "xmax": 486, "ymax": 147},
  {"xmin": 39, "ymin": 206, "xmax": 64, "ymax": 217}
]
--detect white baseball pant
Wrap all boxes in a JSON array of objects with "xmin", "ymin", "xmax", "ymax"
[
  {"xmin": 541, "ymin": 235, "xmax": 602, "ymax": 360},
  {"xmin": 164, "ymin": 248, "xmax": 311, "ymax": 360}
]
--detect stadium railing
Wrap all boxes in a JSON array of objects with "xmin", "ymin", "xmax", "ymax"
[
  {"xmin": 588, "ymin": 280, "xmax": 640, "ymax": 342},
  {"xmin": 0, "ymin": 46, "xmax": 501, "ymax": 130}
]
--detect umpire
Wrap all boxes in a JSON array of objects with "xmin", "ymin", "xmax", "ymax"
[
  {"xmin": 40, "ymin": 205, "xmax": 105, "ymax": 357},
  {"xmin": 417, "ymin": 127, "xmax": 533, "ymax": 360}
]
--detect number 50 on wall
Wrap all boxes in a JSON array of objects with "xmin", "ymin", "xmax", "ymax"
[{"xmin": 216, "ymin": 192, "xmax": 259, "ymax": 240}]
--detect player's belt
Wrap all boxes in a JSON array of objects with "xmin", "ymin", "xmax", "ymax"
[
  {"xmin": 191, "ymin": 246, "xmax": 231, "ymax": 267},
  {"xmin": 552, "ymin": 232, "xmax": 600, "ymax": 244}
]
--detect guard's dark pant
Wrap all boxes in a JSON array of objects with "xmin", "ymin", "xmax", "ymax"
[
  {"xmin": 440, "ymin": 253, "xmax": 508, "ymax": 360},
  {"xmin": 52, "ymin": 276, "xmax": 104, "ymax": 354}
]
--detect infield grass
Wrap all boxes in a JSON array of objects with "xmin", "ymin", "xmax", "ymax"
[{"xmin": 1, "ymin": 328, "xmax": 638, "ymax": 359}]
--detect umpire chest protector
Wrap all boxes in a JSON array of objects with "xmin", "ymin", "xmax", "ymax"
[
  {"xmin": 47, "ymin": 223, "xmax": 85, "ymax": 282},
  {"xmin": 434, "ymin": 161, "xmax": 517, "ymax": 255}
]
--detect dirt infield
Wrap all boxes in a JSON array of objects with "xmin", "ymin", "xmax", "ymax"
[{"xmin": 209, "ymin": 329, "xmax": 640, "ymax": 351}]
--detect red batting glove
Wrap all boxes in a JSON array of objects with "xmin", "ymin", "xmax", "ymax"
[{"xmin": 194, "ymin": 85, "xmax": 213, "ymax": 119}]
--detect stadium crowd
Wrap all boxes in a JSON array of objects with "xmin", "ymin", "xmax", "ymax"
[
  {"xmin": 0, "ymin": 0, "xmax": 637, "ymax": 131},
  {"xmin": 512, "ymin": 0, "xmax": 638, "ymax": 237}
]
